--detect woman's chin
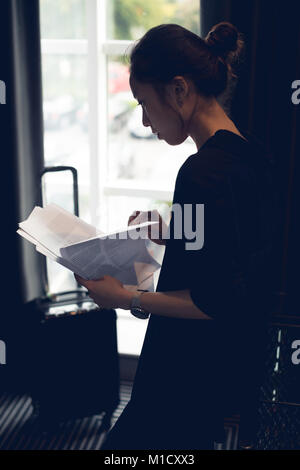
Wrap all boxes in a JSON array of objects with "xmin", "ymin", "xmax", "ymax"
[{"xmin": 167, "ymin": 136, "xmax": 188, "ymax": 146}]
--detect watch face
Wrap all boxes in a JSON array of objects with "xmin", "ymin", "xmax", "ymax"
[{"xmin": 131, "ymin": 308, "xmax": 149, "ymax": 319}]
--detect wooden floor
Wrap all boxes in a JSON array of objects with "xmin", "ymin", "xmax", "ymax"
[{"xmin": 0, "ymin": 381, "xmax": 238, "ymax": 450}]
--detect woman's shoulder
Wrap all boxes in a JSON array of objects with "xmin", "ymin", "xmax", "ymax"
[
  {"xmin": 179, "ymin": 129, "xmax": 268, "ymax": 184},
  {"xmin": 181, "ymin": 145, "xmax": 235, "ymax": 174},
  {"xmin": 176, "ymin": 130, "xmax": 268, "ymax": 201},
  {"xmin": 178, "ymin": 145, "xmax": 244, "ymax": 192}
]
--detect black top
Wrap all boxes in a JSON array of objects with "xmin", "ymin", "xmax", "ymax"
[{"xmin": 104, "ymin": 129, "xmax": 279, "ymax": 449}]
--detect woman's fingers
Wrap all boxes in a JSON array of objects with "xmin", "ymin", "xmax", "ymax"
[
  {"xmin": 74, "ymin": 273, "xmax": 104, "ymax": 289},
  {"xmin": 128, "ymin": 210, "xmax": 141, "ymax": 226},
  {"xmin": 74, "ymin": 273, "xmax": 88, "ymax": 286},
  {"xmin": 127, "ymin": 210, "xmax": 166, "ymax": 244},
  {"xmin": 128, "ymin": 210, "xmax": 155, "ymax": 226}
]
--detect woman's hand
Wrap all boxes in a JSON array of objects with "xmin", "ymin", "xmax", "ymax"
[
  {"xmin": 128, "ymin": 210, "xmax": 166, "ymax": 246},
  {"xmin": 74, "ymin": 274, "xmax": 134, "ymax": 310}
]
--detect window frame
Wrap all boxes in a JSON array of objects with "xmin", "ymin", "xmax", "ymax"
[
  {"xmin": 41, "ymin": 0, "xmax": 173, "ymax": 230},
  {"xmin": 40, "ymin": 0, "xmax": 189, "ymax": 357}
]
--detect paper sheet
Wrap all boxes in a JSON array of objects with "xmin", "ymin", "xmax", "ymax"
[{"xmin": 17, "ymin": 204, "xmax": 161, "ymax": 291}]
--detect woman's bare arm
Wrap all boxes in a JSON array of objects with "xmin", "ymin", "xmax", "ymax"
[
  {"xmin": 120, "ymin": 288, "xmax": 213, "ymax": 320},
  {"xmin": 74, "ymin": 274, "xmax": 213, "ymax": 321}
]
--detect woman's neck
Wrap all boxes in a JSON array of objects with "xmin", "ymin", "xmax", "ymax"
[{"xmin": 187, "ymin": 97, "xmax": 244, "ymax": 150}]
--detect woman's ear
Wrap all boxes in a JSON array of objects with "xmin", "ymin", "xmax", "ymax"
[
  {"xmin": 176, "ymin": 88, "xmax": 183, "ymax": 107},
  {"xmin": 172, "ymin": 76, "xmax": 189, "ymax": 107}
]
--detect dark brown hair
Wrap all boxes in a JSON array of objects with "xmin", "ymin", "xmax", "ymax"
[{"xmin": 128, "ymin": 22, "xmax": 245, "ymax": 103}]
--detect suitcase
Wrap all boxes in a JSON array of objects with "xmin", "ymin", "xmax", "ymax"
[{"xmin": 28, "ymin": 166, "xmax": 120, "ymax": 430}]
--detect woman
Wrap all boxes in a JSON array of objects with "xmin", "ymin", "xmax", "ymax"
[{"xmin": 76, "ymin": 22, "xmax": 277, "ymax": 450}]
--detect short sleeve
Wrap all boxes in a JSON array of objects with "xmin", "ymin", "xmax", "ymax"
[{"xmin": 180, "ymin": 154, "xmax": 256, "ymax": 322}]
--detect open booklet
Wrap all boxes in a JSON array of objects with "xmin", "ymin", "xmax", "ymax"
[{"xmin": 17, "ymin": 204, "xmax": 161, "ymax": 292}]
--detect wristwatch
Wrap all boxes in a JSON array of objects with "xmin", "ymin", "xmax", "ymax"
[{"xmin": 130, "ymin": 291, "xmax": 150, "ymax": 319}]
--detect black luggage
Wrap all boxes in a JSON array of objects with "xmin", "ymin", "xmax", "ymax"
[{"xmin": 27, "ymin": 166, "xmax": 120, "ymax": 430}]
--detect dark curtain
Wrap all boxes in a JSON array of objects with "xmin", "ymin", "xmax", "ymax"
[
  {"xmin": 0, "ymin": 0, "xmax": 45, "ymax": 390},
  {"xmin": 201, "ymin": 0, "xmax": 300, "ymax": 315}
]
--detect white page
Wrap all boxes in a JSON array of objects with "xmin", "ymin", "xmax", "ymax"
[
  {"xmin": 35, "ymin": 245, "xmax": 88, "ymax": 279},
  {"xmin": 60, "ymin": 233, "xmax": 160, "ymax": 283},
  {"xmin": 17, "ymin": 204, "xmax": 161, "ymax": 288},
  {"xmin": 17, "ymin": 228, "xmax": 63, "ymax": 261},
  {"xmin": 16, "ymin": 228, "xmax": 40, "ymax": 246},
  {"xmin": 42, "ymin": 204, "xmax": 104, "ymax": 238},
  {"xmin": 62, "ymin": 220, "xmax": 159, "ymax": 247},
  {"xmin": 19, "ymin": 204, "xmax": 102, "ymax": 256}
]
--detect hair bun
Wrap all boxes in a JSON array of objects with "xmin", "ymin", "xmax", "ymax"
[{"xmin": 205, "ymin": 22, "xmax": 242, "ymax": 62}]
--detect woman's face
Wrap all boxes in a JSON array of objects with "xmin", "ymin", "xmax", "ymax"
[{"xmin": 129, "ymin": 75, "xmax": 189, "ymax": 146}]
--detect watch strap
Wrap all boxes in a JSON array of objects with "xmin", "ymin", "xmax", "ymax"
[
  {"xmin": 131, "ymin": 292, "xmax": 143, "ymax": 309},
  {"xmin": 130, "ymin": 291, "xmax": 149, "ymax": 319}
]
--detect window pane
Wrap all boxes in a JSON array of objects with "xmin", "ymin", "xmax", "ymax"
[
  {"xmin": 40, "ymin": 0, "xmax": 87, "ymax": 39},
  {"xmin": 39, "ymin": 1, "xmax": 201, "ymax": 357},
  {"xmin": 107, "ymin": 57, "xmax": 197, "ymax": 186},
  {"xmin": 42, "ymin": 54, "xmax": 87, "ymax": 105},
  {"xmin": 42, "ymin": 171, "xmax": 79, "ymax": 293},
  {"xmin": 107, "ymin": 0, "xmax": 200, "ymax": 40},
  {"xmin": 42, "ymin": 54, "xmax": 90, "ymax": 220},
  {"xmin": 41, "ymin": 52, "xmax": 90, "ymax": 293}
]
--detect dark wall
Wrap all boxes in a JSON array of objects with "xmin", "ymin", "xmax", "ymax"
[
  {"xmin": 201, "ymin": 0, "xmax": 300, "ymax": 315},
  {"xmin": 0, "ymin": 0, "xmax": 45, "ymax": 391}
]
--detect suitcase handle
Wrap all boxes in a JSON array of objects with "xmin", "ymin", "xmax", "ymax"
[
  {"xmin": 40, "ymin": 165, "xmax": 81, "ymax": 293},
  {"xmin": 40, "ymin": 166, "xmax": 79, "ymax": 217}
]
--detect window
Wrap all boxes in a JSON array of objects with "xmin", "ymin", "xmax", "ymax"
[{"xmin": 39, "ymin": 0, "xmax": 200, "ymax": 355}]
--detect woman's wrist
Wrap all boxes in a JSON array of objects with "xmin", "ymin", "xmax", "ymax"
[{"xmin": 118, "ymin": 288, "xmax": 135, "ymax": 310}]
